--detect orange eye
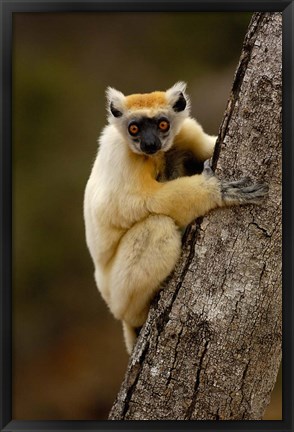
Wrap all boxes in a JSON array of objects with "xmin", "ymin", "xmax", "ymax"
[
  {"xmin": 159, "ymin": 120, "xmax": 170, "ymax": 132},
  {"xmin": 128, "ymin": 123, "xmax": 139, "ymax": 136}
]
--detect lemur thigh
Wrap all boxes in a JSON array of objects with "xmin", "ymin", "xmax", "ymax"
[
  {"xmin": 109, "ymin": 215, "xmax": 181, "ymax": 327},
  {"xmin": 174, "ymin": 117, "xmax": 216, "ymax": 161}
]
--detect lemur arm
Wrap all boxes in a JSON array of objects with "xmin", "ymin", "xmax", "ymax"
[
  {"xmin": 146, "ymin": 166, "xmax": 268, "ymax": 228},
  {"xmin": 173, "ymin": 117, "xmax": 217, "ymax": 162},
  {"xmin": 147, "ymin": 172, "xmax": 222, "ymax": 227}
]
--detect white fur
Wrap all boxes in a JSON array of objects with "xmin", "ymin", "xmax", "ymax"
[{"xmin": 166, "ymin": 81, "xmax": 191, "ymax": 113}]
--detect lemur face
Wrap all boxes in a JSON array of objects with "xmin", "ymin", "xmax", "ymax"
[
  {"xmin": 127, "ymin": 115, "xmax": 170, "ymax": 155},
  {"xmin": 106, "ymin": 82, "xmax": 190, "ymax": 156}
]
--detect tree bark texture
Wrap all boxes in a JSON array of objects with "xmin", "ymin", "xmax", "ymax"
[{"xmin": 109, "ymin": 12, "xmax": 282, "ymax": 421}]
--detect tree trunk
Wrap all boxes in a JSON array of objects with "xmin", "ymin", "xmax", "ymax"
[{"xmin": 109, "ymin": 12, "xmax": 282, "ymax": 421}]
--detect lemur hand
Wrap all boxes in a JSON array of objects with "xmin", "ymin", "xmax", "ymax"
[{"xmin": 221, "ymin": 178, "xmax": 269, "ymax": 205}]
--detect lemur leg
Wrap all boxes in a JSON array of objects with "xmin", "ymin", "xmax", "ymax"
[{"xmin": 108, "ymin": 215, "xmax": 181, "ymax": 354}]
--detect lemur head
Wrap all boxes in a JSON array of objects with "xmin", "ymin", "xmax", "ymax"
[{"xmin": 106, "ymin": 82, "xmax": 190, "ymax": 155}]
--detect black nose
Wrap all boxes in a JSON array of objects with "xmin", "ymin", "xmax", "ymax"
[
  {"xmin": 140, "ymin": 137, "xmax": 161, "ymax": 155},
  {"xmin": 141, "ymin": 143, "xmax": 160, "ymax": 154}
]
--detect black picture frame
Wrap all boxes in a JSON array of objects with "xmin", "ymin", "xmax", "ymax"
[{"xmin": 0, "ymin": 0, "xmax": 292, "ymax": 431}]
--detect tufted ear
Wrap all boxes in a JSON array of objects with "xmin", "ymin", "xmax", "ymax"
[
  {"xmin": 106, "ymin": 87, "xmax": 126, "ymax": 118},
  {"xmin": 166, "ymin": 81, "xmax": 190, "ymax": 113}
]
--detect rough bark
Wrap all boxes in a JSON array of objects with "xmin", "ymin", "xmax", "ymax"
[{"xmin": 109, "ymin": 12, "xmax": 282, "ymax": 421}]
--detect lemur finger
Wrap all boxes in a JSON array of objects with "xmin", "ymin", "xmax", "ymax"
[
  {"xmin": 203, "ymin": 159, "xmax": 214, "ymax": 177},
  {"xmin": 222, "ymin": 176, "xmax": 251, "ymax": 188}
]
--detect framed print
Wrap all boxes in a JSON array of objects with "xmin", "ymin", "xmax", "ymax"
[{"xmin": 0, "ymin": 1, "xmax": 292, "ymax": 431}]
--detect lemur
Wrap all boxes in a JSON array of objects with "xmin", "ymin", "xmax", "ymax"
[{"xmin": 83, "ymin": 82, "xmax": 268, "ymax": 354}]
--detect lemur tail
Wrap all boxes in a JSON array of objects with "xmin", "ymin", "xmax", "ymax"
[{"xmin": 122, "ymin": 321, "xmax": 137, "ymax": 355}]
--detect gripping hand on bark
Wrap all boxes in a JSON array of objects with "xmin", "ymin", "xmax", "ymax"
[{"xmin": 203, "ymin": 159, "xmax": 269, "ymax": 207}]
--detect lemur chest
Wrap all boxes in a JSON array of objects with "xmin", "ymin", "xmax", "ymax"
[
  {"xmin": 154, "ymin": 148, "xmax": 204, "ymax": 182},
  {"xmin": 152, "ymin": 152, "xmax": 166, "ymax": 180}
]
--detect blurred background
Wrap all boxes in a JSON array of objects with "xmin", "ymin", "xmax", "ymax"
[{"xmin": 12, "ymin": 12, "xmax": 281, "ymax": 420}]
